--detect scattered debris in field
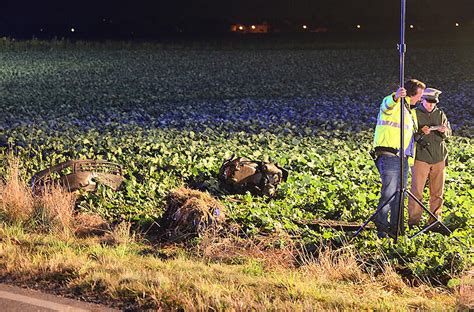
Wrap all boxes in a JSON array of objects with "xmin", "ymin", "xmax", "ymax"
[
  {"xmin": 159, "ymin": 187, "xmax": 226, "ymax": 242},
  {"xmin": 31, "ymin": 159, "xmax": 124, "ymax": 194}
]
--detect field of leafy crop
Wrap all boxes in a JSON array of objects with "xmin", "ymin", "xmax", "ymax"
[{"xmin": 0, "ymin": 45, "xmax": 472, "ymax": 284}]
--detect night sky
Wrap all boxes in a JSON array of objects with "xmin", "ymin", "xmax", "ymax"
[{"xmin": 1, "ymin": 0, "xmax": 473, "ymax": 38}]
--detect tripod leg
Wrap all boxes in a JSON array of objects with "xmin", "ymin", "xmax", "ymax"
[
  {"xmin": 406, "ymin": 191, "xmax": 468, "ymax": 247},
  {"xmin": 409, "ymin": 220, "xmax": 439, "ymax": 239},
  {"xmin": 394, "ymin": 187, "xmax": 406, "ymax": 243},
  {"xmin": 405, "ymin": 190, "xmax": 462, "ymax": 240},
  {"xmin": 353, "ymin": 191, "xmax": 398, "ymax": 238},
  {"xmin": 393, "ymin": 159, "xmax": 409, "ymax": 243}
]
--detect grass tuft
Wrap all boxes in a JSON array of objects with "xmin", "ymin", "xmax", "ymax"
[
  {"xmin": 101, "ymin": 221, "xmax": 134, "ymax": 246},
  {"xmin": 195, "ymin": 229, "xmax": 297, "ymax": 270},
  {"xmin": 0, "ymin": 156, "xmax": 34, "ymax": 224},
  {"xmin": 378, "ymin": 264, "xmax": 408, "ymax": 293},
  {"xmin": 32, "ymin": 186, "xmax": 76, "ymax": 237},
  {"xmin": 299, "ymin": 244, "xmax": 367, "ymax": 284},
  {"xmin": 73, "ymin": 212, "xmax": 109, "ymax": 237}
]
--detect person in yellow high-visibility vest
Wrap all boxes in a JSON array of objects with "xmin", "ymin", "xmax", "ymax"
[{"xmin": 373, "ymin": 79, "xmax": 426, "ymax": 238}]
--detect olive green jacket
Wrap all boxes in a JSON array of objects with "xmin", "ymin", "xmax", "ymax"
[{"xmin": 414, "ymin": 104, "xmax": 451, "ymax": 164}]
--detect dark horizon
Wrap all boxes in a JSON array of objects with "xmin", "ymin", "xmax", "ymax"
[{"xmin": 1, "ymin": 0, "xmax": 473, "ymax": 39}]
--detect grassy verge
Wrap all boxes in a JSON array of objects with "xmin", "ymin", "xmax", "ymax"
[{"xmin": 0, "ymin": 223, "xmax": 467, "ymax": 311}]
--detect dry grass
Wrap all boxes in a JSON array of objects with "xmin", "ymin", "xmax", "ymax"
[
  {"xmin": 101, "ymin": 221, "xmax": 134, "ymax": 246},
  {"xmin": 0, "ymin": 156, "xmax": 34, "ymax": 224},
  {"xmin": 32, "ymin": 186, "xmax": 76, "ymax": 237},
  {"xmin": 377, "ymin": 264, "xmax": 409, "ymax": 293},
  {"xmin": 458, "ymin": 269, "xmax": 474, "ymax": 310},
  {"xmin": 73, "ymin": 212, "xmax": 109, "ymax": 237},
  {"xmin": 195, "ymin": 229, "xmax": 298, "ymax": 270},
  {"xmin": 0, "ymin": 223, "xmax": 457, "ymax": 311},
  {"xmin": 299, "ymin": 245, "xmax": 368, "ymax": 284},
  {"xmin": 0, "ymin": 156, "xmax": 110, "ymax": 238}
]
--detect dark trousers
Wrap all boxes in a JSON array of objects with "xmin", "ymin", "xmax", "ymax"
[{"xmin": 375, "ymin": 154, "xmax": 408, "ymax": 230}]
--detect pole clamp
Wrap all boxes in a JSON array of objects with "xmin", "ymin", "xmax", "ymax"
[{"xmin": 397, "ymin": 43, "xmax": 407, "ymax": 53}]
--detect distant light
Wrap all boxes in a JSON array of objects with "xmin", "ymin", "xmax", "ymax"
[
  {"xmin": 71, "ymin": 28, "xmax": 75, "ymax": 32},
  {"xmin": 302, "ymin": 25, "xmax": 307, "ymax": 29},
  {"xmin": 251, "ymin": 25, "xmax": 256, "ymax": 30},
  {"xmin": 455, "ymin": 22, "xmax": 460, "ymax": 27},
  {"xmin": 410, "ymin": 24, "xmax": 414, "ymax": 29},
  {"xmin": 356, "ymin": 24, "xmax": 361, "ymax": 29},
  {"xmin": 238, "ymin": 26, "xmax": 244, "ymax": 30},
  {"xmin": 40, "ymin": 28, "xmax": 43, "ymax": 32},
  {"xmin": 102, "ymin": 18, "xmax": 106, "ymax": 22}
]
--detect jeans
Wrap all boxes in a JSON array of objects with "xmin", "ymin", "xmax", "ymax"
[{"xmin": 375, "ymin": 154, "xmax": 408, "ymax": 231}]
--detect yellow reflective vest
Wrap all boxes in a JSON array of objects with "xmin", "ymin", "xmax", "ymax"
[{"xmin": 373, "ymin": 93, "xmax": 418, "ymax": 165}]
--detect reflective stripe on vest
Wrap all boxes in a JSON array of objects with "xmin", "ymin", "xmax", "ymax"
[{"xmin": 376, "ymin": 119, "xmax": 412, "ymax": 130}]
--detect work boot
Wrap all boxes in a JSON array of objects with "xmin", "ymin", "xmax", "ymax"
[
  {"xmin": 377, "ymin": 230, "xmax": 398, "ymax": 239},
  {"xmin": 375, "ymin": 223, "xmax": 397, "ymax": 239},
  {"xmin": 375, "ymin": 222, "xmax": 389, "ymax": 232}
]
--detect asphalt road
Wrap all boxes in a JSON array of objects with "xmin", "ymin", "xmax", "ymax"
[{"xmin": 0, "ymin": 284, "xmax": 119, "ymax": 312}]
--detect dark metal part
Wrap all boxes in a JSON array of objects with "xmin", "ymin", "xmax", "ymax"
[
  {"xmin": 395, "ymin": 0, "xmax": 407, "ymax": 244},
  {"xmin": 300, "ymin": 219, "xmax": 375, "ymax": 231},
  {"xmin": 353, "ymin": 0, "xmax": 408, "ymax": 242},
  {"xmin": 405, "ymin": 190, "xmax": 460, "ymax": 242}
]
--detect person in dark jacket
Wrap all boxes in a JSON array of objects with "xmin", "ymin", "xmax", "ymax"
[{"xmin": 408, "ymin": 88, "xmax": 452, "ymax": 228}]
